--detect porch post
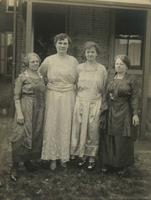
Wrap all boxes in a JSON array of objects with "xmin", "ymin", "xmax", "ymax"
[
  {"xmin": 108, "ymin": 10, "xmax": 115, "ymax": 70},
  {"xmin": 141, "ymin": 9, "xmax": 151, "ymax": 138},
  {"xmin": 25, "ymin": 0, "xmax": 33, "ymax": 53},
  {"xmin": 12, "ymin": 0, "xmax": 17, "ymax": 84}
]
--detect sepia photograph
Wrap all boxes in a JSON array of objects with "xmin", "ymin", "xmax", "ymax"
[{"xmin": 0, "ymin": 0, "xmax": 151, "ymax": 199}]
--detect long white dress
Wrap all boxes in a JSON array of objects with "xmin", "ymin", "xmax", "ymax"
[
  {"xmin": 71, "ymin": 63, "xmax": 107, "ymax": 158},
  {"xmin": 39, "ymin": 54, "xmax": 78, "ymax": 162}
]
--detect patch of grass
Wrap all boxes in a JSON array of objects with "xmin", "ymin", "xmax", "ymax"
[
  {"xmin": 0, "ymin": 157, "xmax": 151, "ymax": 200},
  {"xmin": 0, "ymin": 117, "xmax": 151, "ymax": 200}
]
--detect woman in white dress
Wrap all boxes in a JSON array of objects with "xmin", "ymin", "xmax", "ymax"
[
  {"xmin": 71, "ymin": 41, "xmax": 107, "ymax": 170},
  {"xmin": 39, "ymin": 33, "xmax": 78, "ymax": 170}
]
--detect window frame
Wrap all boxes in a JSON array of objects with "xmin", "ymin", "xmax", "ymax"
[
  {"xmin": 114, "ymin": 34, "xmax": 143, "ymax": 70},
  {"xmin": 5, "ymin": 0, "xmax": 18, "ymax": 13}
]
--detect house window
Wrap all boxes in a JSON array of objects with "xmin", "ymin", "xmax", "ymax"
[
  {"xmin": 0, "ymin": 32, "xmax": 13, "ymax": 75},
  {"xmin": 6, "ymin": 0, "xmax": 18, "ymax": 12},
  {"xmin": 0, "ymin": 33, "xmax": 6, "ymax": 74},
  {"xmin": 114, "ymin": 10, "xmax": 145, "ymax": 69},
  {"xmin": 6, "ymin": 33, "xmax": 13, "ymax": 74}
]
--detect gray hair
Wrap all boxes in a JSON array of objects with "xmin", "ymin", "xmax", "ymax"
[
  {"xmin": 114, "ymin": 54, "xmax": 130, "ymax": 68},
  {"xmin": 23, "ymin": 52, "xmax": 41, "ymax": 67}
]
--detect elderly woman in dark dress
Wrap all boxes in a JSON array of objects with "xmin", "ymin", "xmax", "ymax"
[
  {"xmin": 102, "ymin": 54, "xmax": 139, "ymax": 174},
  {"xmin": 10, "ymin": 53, "xmax": 45, "ymax": 181}
]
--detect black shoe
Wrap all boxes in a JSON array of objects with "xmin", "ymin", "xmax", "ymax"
[
  {"xmin": 24, "ymin": 161, "xmax": 37, "ymax": 172},
  {"xmin": 10, "ymin": 168, "xmax": 18, "ymax": 182},
  {"xmin": 78, "ymin": 160, "xmax": 86, "ymax": 167},
  {"xmin": 87, "ymin": 162, "xmax": 95, "ymax": 170}
]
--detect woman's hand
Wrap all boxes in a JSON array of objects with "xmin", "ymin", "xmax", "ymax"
[
  {"xmin": 132, "ymin": 114, "xmax": 139, "ymax": 126},
  {"xmin": 17, "ymin": 113, "xmax": 24, "ymax": 125},
  {"xmin": 15, "ymin": 100, "xmax": 24, "ymax": 125},
  {"xmin": 100, "ymin": 110, "xmax": 107, "ymax": 130}
]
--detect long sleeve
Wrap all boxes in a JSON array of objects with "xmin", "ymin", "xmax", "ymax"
[
  {"xmin": 130, "ymin": 78, "xmax": 139, "ymax": 115},
  {"xmin": 101, "ymin": 68, "xmax": 108, "ymax": 113}
]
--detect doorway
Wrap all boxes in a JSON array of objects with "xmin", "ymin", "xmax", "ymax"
[{"xmin": 34, "ymin": 12, "xmax": 66, "ymax": 61}]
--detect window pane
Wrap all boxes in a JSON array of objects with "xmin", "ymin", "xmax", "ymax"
[
  {"xmin": 1, "ymin": 47, "xmax": 5, "ymax": 59},
  {"xmin": 115, "ymin": 38, "xmax": 128, "ymax": 57},
  {"xmin": 0, "ymin": 33, "xmax": 5, "ymax": 46},
  {"xmin": 128, "ymin": 39, "xmax": 142, "ymax": 66},
  {"xmin": 0, "ymin": 33, "xmax": 6, "ymax": 74},
  {"xmin": 0, "ymin": 33, "xmax": 6, "ymax": 60},
  {"xmin": 8, "ymin": 0, "xmax": 14, "ymax": 7},
  {"xmin": 6, "ymin": 33, "xmax": 13, "ymax": 74},
  {"xmin": 115, "ymin": 10, "xmax": 145, "ymax": 69},
  {"xmin": 6, "ymin": 0, "xmax": 18, "ymax": 12}
]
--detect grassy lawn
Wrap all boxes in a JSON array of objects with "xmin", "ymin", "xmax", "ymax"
[{"xmin": 0, "ymin": 116, "xmax": 151, "ymax": 200}]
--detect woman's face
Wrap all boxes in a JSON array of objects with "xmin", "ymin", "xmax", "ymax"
[
  {"xmin": 115, "ymin": 58, "xmax": 127, "ymax": 74},
  {"xmin": 85, "ymin": 47, "xmax": 97, "ymax": 62},
  {"xmin": 28, "ymin": 55, "xmax": 39, "ymax": 71},
  {"xmin": 55, "ymin": 38, "xmax": 69, "ymax": 55}
]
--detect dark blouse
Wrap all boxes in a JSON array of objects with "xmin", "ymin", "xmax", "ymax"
[{"xmin": 107, "ymin": 74, "xmax": 139, "ymax": 137}]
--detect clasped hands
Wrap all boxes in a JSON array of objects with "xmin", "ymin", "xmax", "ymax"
[{"xmin": 100, "ymin": 109, "xmax": 107, "ymax": 130}]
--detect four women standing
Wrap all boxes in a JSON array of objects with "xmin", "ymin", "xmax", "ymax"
[{"xmin": 11, "ymin": 33, "xmax": 139, "ymax": 180}]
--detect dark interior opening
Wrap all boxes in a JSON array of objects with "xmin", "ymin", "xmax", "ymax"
[{"xmin": 34, "ymin": 13, "xmax": 65, "ymax": 61}]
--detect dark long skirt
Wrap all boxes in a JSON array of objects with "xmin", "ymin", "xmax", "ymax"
[
  {"xmin": 102, "ymin": 135, "xmax": 134, "ymax": 168},
  {"xmin": 12, "ymin": 95, "xmax": 44, "ymax": 163},
  {"xmin": 12, "ymin": 125, "xmax": 42, "ymax": 163}
]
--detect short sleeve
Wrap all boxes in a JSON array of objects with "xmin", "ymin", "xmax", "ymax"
[
  {"xmin": 77, "ymin": 63, "xmax": 83, "ymax": 74},
  {"xmin": 73, "ymin": 57, "xmax": 79, "ymax": 67},
  {"xmin": 39, "ymin": 57, "xmax": 49, "ymax": 78},
  {"xmin": 72, "ymin": 57, "xmax": 79, "ymax": 81},
  {"xmin": 14, "ymin": 74, "xmax": 24, "ymax": 101}
]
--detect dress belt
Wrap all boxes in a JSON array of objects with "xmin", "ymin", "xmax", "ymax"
[
  {"xmin": 77, "ymin": 93, "xmax": 102, "ymax": 102},
  {"xmin": 22, "ymin": 93, "xmax": 35, "ymax": 98},
  {"xmin": 47, "ymin": 82, "xmax": 75, "ymax": 92}
]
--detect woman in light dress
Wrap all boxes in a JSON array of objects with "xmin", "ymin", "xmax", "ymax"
[
  {"xmin": 71, "ymin": 41, "xmax": 107, "ymax": 170},
  {"xmin": 39, "ymin": 33, "xmax": 78, "ymax": 170},
  {"xmin": 10, "ymin": 53, "xmax": 45, "ymax": 181}
]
